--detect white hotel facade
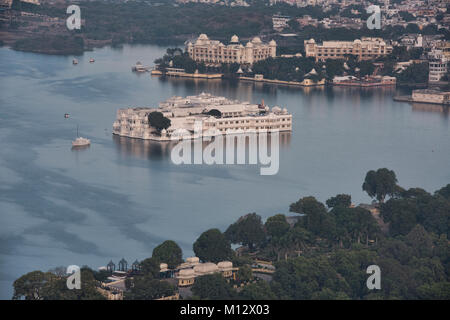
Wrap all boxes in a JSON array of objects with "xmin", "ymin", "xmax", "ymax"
[
  {"xmin": 112, "ymin": 93, "xmax": 292, "ymax": 141},
  {"xmin": 304, "ymin": 37, "xmax": 393, "ymax": 61},
  {"xmin": 186, "ymin": 34, "xmax": 277, "ymax": 65}
]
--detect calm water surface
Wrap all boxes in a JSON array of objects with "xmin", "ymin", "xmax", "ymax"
[{"xmin": 0, "ymin": 45, "xmax": 449, "ymax": 299}]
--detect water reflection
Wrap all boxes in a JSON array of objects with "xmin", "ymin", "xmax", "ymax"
[
  {"xmin": 71, "ymin": 145, "xmax": 90, "ymax": 152},
  {"xmin": 112, "ymin": 132, "xmax": 291, "ymax": 161},
  {"xmin": 412, "ymin": 103, "xmax": 449, "ymax": 116}
]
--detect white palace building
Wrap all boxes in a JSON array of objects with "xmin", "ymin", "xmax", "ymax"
[
  {"xmin": 112, "ymin": 93, "xmax": 292, "ymax": 141},
  {"xmin": 186, "ymin": 34, "xmax": 277, "ymax": 65}
]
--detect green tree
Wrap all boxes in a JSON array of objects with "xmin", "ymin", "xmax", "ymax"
[
  {"xmin": 381, "ymin": 198, "xmax": 418, "ymax": 236},
  {"xmin": 290, "ymin": 196, "xmax": 336, "ymax": 238},
  {"xmin": 265, "ymin": 214, "xmax": 290, "ymax": 239},
  {"xmin": 236, "ymin": 265, "xmax": 253, "ymax": 283},
  {"xmin": 40, "ymin": 268, "xmax": 106, "ymax": 300},
  {"xmin": 193, "ymin": 229, "xmax": 233, "ymax": 263},
  {"xmin": 124, "ymin": 275, "xmax": 176, "ymax": 300},
  {"xmin": 148, "ymin": 111, "xmax": 171, "ymax": 132},
  {"xmin": 12, "ymin": 271, "xmax": 56, "ymax": 300},
  {"xmin": 417, "ymin": 282, "xmax": 450, "ymax": 300},
  {"xmin": 225, "ymin": 213, "xmax": 266, "ymax": 251},
  {"xmin": 239, "ymin": 281, "xmax": 277, "ymax": 300},
  {"xmin": 205, "ymin": 109, "xmax": 222, "ymax": 117},
  {"xmin": 362, "ymin": 168, "xmax": 398, "ymax": 203},
  {"xmin": 139, "ymin": 257, "xmax": 161, "ymax": 278},
  {"xmin": 436, "ymin": 184, "xmax": 450, "ymax": 200},
  {"xmin": 152, "ymin": 240, "xmax": 183, "ymax": 269},
  {"xmin": 326, "ymin": 194, "xmax": 351, "ymax": 208},
  {"xmin": 191, "ymin": 273, "xmax": 236, "ymax": 300}
]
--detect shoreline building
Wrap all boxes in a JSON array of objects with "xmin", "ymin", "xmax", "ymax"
[
  {"xmin": 304, "ymin": 37, "xmax": 393, "ymax": 61},
  {"xmin": 411, "ymin": 89, "xmax": 450, "ymax": 105},
  {"xmin": 186, "ymin": 34, "xmax": 276, "ymax": 66},
  {"xmin": 112, "ymin": 93, "xmax": 292, "ymax": 141},
  {"xmin": 171, "ymin": 257, "xmax": 236, "ymax": 287},
  {"xmin": 428, "ymin": 50, "xmax": 448, "ymax": 82},
  {"xmin": 428, "ymin": 42, "xmax": 450, "ymax": 82}
]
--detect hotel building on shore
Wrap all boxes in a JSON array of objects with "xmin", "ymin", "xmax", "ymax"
[
  {"xmin": 304, "ymin": 37, "xmax": 393, "ymax": 61},
  {"xmin": 186, "ymin": 34, "xmax": 277, "ymax": 65},
  {"xmin": 112, "ymin": 93, "xmax": 292, "ymax": 141}
]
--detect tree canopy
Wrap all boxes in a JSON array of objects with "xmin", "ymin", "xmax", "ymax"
[
  {"xmin": 225, "ymin": 213, "xmax": 266, "ymax": 251},
  {"xmin": 148, "ymin": 111, "xmax": 171, "ymax": 132},
  {"xmin": 362, "ymin": 168, "xmax": 398, "ymax": 203},
  {"xmin": 152, "ymin": 240, "xmax": 183, "ymax": 269},
  {"xmin": 193, "ymin": 229, "xmax": 233, "ymax": 263}
]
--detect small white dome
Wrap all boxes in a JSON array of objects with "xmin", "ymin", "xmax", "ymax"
[
  {"xmin": 269, "ymin": 40, "xmax": 277, "ymax": 46},
  {"xmin": 272, "ymin": 106, "xmax": 282, "ymax": 113},
  {"xmin": 218, "ymin": 261, "xmax": 233, "ymax": 270},
  {"xmin": 186, "ymin": 257, "xmax": 200, "ymax": 264},
  {"xmin": 160, "ymin": 263, "xmax": 168, "ymax": 270},
  {"xmin": 198, "ymin": 34, "xmax": 209, "ymax": 40},
  {"xmin": 179, "ymin": 268, "xmax": 194, "ymax": 277},
  {"xmin": 252, "ymin": 37, "xmax": 262, "ymax": 44},
  {"xmin": 246, "ymin": 42, "xmax": 254, "ymax": 48},
  {"xmin": 231, "ymin": 35, "xmax": 239, "ymax": 43},
  {"xmin": 194, "ymin": 262, "xmax": 218, "ymax": 275}
]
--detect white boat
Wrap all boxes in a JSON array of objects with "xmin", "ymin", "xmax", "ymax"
[
  {"xmin": 72, "ymin": 137, "xmax": 91, "ymax": 147},
  {"xmin": 73, "ymin": 59, "xmax": 78, "ymax": 65},
  {"xmin": 89, "ymin": 58, "xmax": 95, "ymax": 63},
  {"xmin": 132, "ymin": 62, "xmax": 146, "ymax": 72},
  {"xmin": 72, "ymin": 126, "xmax": 90, "ymax": 147}
]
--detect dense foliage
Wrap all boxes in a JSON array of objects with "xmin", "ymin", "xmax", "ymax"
[
  {"xmin": 193, "ymin": 229, "xmax": 234, "ymax": 263},
  {"xmin": 12, "ymin": 171, "xmax": 450, "ymax": 300},
  {"xmin": 152, "ymin": 240, "xmax": 183, "ymax": 269}
]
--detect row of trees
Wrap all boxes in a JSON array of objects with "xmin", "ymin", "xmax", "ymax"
[{"xmin": 12, "ymin": 169, "xmax": 450, "ymax": 300}]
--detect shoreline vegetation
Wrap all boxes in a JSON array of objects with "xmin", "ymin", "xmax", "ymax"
[
  {"xmin": 151, "ymin": 47, "xmax": 435, "ymax": 88},
  {"xmin": 12, "ymin": 169, "xmax": 450, "ymax": 300},
  {"xmin": 2, "ymin": 1, "xmax": 449, "ymax": 57}
]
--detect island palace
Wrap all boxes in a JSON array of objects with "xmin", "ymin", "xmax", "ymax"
[{"xmin": 112, "ymin": 93, "xmax": 292, "ymax": 141}]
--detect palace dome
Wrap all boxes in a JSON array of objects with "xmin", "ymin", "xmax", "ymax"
[
  {"xmin": 179, "ymin": 268, "xmax": 195, "ymax": 278},
  {"xmin": 186, "ymin": 257, "xmax": 200, "ymax": 264},
  {"xmin": 246, "ymin": 42, "xmax": 254, "ymax": 48},
  {"xmin": 269, "ymin": 40, "xmax": 277, "ymax": 46},
  {"xmin": 251, "ymin": 37, "xmax": 262, "ymax": 44},
  {"xmin": 217, "ymin": 261, "xmax": 233, "ymax": 270},
  {"xmin": 160, "ymin": 263, "xmax": 168, "ymax": 271},
  {"xmin": 230, "ymin": 35, "xmax": 239, "ymax": 43},
  {"xmin": 194, "ymin": 262, "xmax": 218, "ymax": 275},
  {"xmin": 198, "ymin": 34, "xmax": 209, "ymax": 40}
]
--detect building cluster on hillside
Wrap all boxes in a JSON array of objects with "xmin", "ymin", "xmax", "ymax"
[{"xmin": 391, "ymin": 33, "xmax": 449, "ymax": 83}]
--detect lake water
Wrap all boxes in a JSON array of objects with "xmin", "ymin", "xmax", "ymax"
[{"xmin": 0, "ymin": 45, "xmax": 449, "ymax": 299}]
